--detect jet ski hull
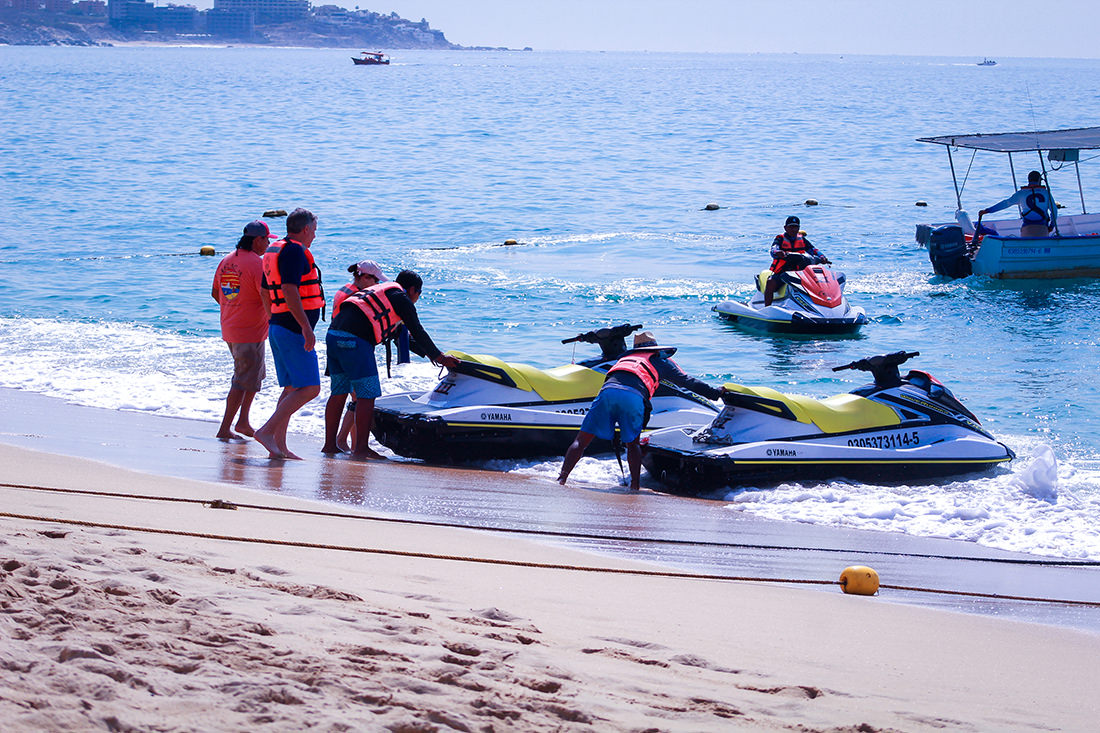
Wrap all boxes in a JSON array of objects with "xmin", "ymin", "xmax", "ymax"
[
  {"xmin": 373, "ymin": 393, "xmax": 719, "ymax": 463},
  {"xmin": 642, "ymin": 426, "xmax": 1014, "ymax": 496},
  {"xmin": 714, "ymin": 300, "xmax": 867, "ymax": 334}
]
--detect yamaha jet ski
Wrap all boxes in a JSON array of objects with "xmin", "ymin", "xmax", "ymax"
[
  {"xmin": 713, "ymin": 254, "xmax": 867, "ymax": 334},
  {"xmin": 641, "ymin": 351, "xmax": 1013, "ymax": 495},
  {"xmin": 371, "ymin": 323, "xmax": 721, "ymax": 463}
]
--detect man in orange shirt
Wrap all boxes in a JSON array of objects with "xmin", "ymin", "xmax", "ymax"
[{"xmin": 211, "ymin": 220, "xmax": 274, "ymax": 439}]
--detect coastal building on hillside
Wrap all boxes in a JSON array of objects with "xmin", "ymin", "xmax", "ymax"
[{"xmin": 212, "ymin": 0, "xmax": 307, "ymax": 24}]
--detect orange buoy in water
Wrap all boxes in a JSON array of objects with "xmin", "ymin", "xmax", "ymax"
[
  {"xmin": 503, "ymin": 239, "xmax": 518, "ymax": 245},
  {"xmin": 839, "ymin": 565, "xmax": 879, "ymax": 595},
  {"xmin": 199, "ymin": 245, "xmax": 216, "ymax": 256},
  {"xmin": 805, "ymin": 199, "xmax": 819, "ymax": 206}
]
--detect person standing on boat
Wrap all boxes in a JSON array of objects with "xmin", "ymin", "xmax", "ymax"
[
  {"xmin": 557, "ymin": 332, "xmax": 725, "ymax": 491},
  {"xmin": 980, "ymin": 170, "xmax": 1058, "ymax": 238},
  {"xmin": 321, "ymin": 269, "xmax": 459, "ymax": 459},
  {"xmin": 764, "ymin": 215, "xmax": 830, "ymax": 306},
  {"xmin": 211, "ymin": 219, "xmax": 275, "ymax": 440},
  {"xmin": 254, "ymin": 208, "xmax": 324, "ymax": 460}
]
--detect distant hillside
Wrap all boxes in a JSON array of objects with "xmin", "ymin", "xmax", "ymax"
[{"xmin": 0, "ymin": 7, "xmax": 462, "ymax": 48}]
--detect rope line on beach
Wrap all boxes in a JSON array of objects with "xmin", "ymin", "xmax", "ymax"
[
  {"xmin": 3, "ymin": 509, "xmax": 1100, "ymax": 609},
  {"xmin": 2, "ymin": 481, "xmax": 1098, "ymax": 568}
]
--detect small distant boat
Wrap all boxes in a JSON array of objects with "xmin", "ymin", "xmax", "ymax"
[
  {"xmin": 352, "ymin": 51, "xmax": 389, "ymax": 66},
  {"xmin": 978, "ymin": 58, "xmax": 997, "ymax": 66}
]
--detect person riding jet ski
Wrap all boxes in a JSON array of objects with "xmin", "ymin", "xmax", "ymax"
[
  {"xmin": 764, "ymin": 215, "xmax": 830, "ymax": 306},
  {"xmin": 557, "ymin": 332, "xmax": 726, "ymax": 491}
]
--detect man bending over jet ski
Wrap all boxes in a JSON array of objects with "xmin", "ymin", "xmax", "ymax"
[
  {"xmin": 557, "ymin": 332, "xmax": 725, "ymax": 491},
  {"xmin": 322, "ymin": 269, "xmax": 460, "ymax": 459},
  {"xmin": 764, "ymin": 215, "xmax": 831, "ymax": 306}
]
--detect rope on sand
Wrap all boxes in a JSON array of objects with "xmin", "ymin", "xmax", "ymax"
[
  {"xmin": 2, "ymin": 481, "xmax": 1098, "ymax": 568},
  {"xmin": 2, "ymin": 507, "xmax": 1100, "ymax": 609}
]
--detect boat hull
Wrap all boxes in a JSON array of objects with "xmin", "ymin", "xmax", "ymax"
[{"xmin": 972, "ymin": 233, "xmax": 1100, "ymax": 278}]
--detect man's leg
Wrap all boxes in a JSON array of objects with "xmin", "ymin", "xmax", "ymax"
[
  {"xmin": 558, "ymin": 431, "xmax": 595, "ymax": 484},
  {"xmin": 625, "ymin": 440, "xmax": 643, "ymax": 491},
  {"xmin": 256, "ymin": 384, "xmax": 319, "ymax": 459},
  {"xmin": 349, "ymin": 398, "xmax": 384, "ymax": 460},
  {"xmin": 336, "ymin": 405, "xmax": 355, "ymax": 452},
  {"xmin": 322, "ymin": 391, "xmax": 349, "ymax": 454},
  {"xmin": 763, "ymin": 274, "xmax": 779, "ymax": 307},
  {"xmin": 235, "ymin": 391, "xmax": 258, "ymax": 437},
  {"xmin": 217, "ymin": 388, "xmax": 245, "ymax": 440}
]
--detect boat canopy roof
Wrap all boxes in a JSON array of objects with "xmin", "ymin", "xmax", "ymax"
[{"xmin": 917, "ymin": 126, "xmax": 1100, "ymax": 153}]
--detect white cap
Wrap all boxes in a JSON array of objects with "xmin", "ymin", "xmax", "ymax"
[{"xmin": 347, "ymin": 260, "xmax": 388, "ymax": 281}]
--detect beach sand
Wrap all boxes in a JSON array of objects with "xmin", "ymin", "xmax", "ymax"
[{"xmin": 2, "ymin": 429, "xmax": 1100, "ymax": 731}]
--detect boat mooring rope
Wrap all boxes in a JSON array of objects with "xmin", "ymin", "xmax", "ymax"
[{"xmin": 1, "ymin": 508, "xmax": 1099, "ymax": 609}]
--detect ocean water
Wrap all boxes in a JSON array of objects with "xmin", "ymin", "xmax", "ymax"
[{"xmin": 2, "ymin": 47, "xmax": 1100, "ymax": 559}]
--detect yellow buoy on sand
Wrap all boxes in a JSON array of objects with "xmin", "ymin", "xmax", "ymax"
[
  {"xmin": 199, "ymin": 245, "xmax": 216, "ymax": 256},
  {"xmin": 839, "ymin": 565, "xmax": 879, "ymax": 596}
]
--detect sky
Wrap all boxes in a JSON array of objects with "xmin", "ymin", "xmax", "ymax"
[{"xmin": 355, "ymin": 0, "xmax": 1100, "ymax": 58}]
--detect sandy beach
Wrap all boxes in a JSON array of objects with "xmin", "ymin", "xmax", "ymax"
[{"xmin": 2, "ymin": 393, "xmax": 1100, "ymax": 731}]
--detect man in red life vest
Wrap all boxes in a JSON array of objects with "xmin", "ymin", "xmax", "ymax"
[
  {"xmin": 321, "ymin": 269, "xmax": 459, "ymax": 459},
  {"xmin": 254, "ymin": 208, "xmax": 323, "ymax": 460},
  {"xmin": 557, "ymin": 332, "xmax": 725, "ymax": 491},
  {"xmin": 211, "ymin": 219, "xmax": 275, "ymax": 440},
  {"xmin": 763, "ymin": 215, "xmax": 830, "ymax": 306}
]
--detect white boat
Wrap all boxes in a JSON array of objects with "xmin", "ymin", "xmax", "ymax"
[{"xmin": 915, "ymin": 126, "xmax": 1100, "ymax": 279}]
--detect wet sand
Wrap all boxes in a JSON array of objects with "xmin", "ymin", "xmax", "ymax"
[{"xmin": 2, "ymin": 391, "xmax": 1100, "ymax": 730}]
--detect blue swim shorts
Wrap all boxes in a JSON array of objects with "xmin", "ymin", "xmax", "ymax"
[
  {"xmin": 268, "ymin": 323, "xmax": 321, "ymax": 389},
  {"xmin": 325, "ymin": 328, "xmax": 381, "ymax": 399},
  {"xmin": 579, "ymin": 383, "xmax": 646, "ymax": 443}
]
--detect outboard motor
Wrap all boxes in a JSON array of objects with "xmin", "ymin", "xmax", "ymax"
[{"xmin": 928, "ymin": 225, "xmax": 972, "ymax": 278}]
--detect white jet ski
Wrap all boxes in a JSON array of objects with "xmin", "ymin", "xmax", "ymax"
[
  {"xmin": 641, "ymin": 351, "xmax": 1013, "ymax": 494},
  {"xmin": 713, "ymin": 254, "xmax": 867, "ymax": 334},
  {"xmin": 372, "ymin": 323, "xmax": 721, "ymax": 463}
]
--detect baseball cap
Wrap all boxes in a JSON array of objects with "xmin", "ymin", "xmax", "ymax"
[
  {"xmin": 347, "ymin": 260, "xmax": 388, "ymax": 281},
  {"xmin": 243, "ymin": 220, "xmax": 276, "ymax": 239},
  {"xmin": 784, "ymin": 216, "xmax": 800, "ymax": 227}
]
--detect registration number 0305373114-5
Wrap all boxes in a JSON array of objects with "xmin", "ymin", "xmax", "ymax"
[{"xmin": 847, "ymin": 431, "xmax": 920, "ymax": 449}]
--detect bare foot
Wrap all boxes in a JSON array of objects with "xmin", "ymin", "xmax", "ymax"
[
  {"xmin": 349, "ymin": 447, "xmax": 386, "ymax": 461},
  {"xmin": 557, "ymin": 474, "xmax": 568, "ymax": 486},
  {"xmin": 253, "ymin": 428, "xmax": 285, "ymax": 459},
  {"xmin": 216, "ymin": 430, "xmax": 243, "ymax": 441},
  {"xmin": 283, "ymin": 450, "xmax": 303, "ymax": 460},
  {"xmin": 336, "ymin": 441, "xmax": 351, "ymax": 452},
  {"xmin": 320, "ymin": 444, "xmax": 344, "ymax": 455},
  {"xmin": 234, "ymin": 424, "xmax": 255, "ymax": 437}
]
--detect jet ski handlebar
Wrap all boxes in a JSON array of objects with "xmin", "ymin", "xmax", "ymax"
[{"xmin": 833, "ymin": 351, "xmax": 920, "ymax": 388}]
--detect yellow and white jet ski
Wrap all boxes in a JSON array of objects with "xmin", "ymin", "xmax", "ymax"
[
  {"xmin": 641, "ymin": 351, "xmax": 1013, "ymax": 494},
  {"xmin": 372, "ymin": 324, "xmax": 721, "ymax": 462}
]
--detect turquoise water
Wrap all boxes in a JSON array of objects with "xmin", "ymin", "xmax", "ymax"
[{"xmin": 2, "ymin": 47, "xmax": 1099, "ymax": 557}]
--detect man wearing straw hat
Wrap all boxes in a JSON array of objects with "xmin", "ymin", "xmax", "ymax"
[{"xmin": 557, "ymin": 331, "xmax": 724, "ymax": 491}]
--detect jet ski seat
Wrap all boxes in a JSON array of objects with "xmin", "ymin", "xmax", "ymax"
[
  {"xmin": 756, "ymin": 270, "xmax": 786, "ymax": 299},
  {"xmin": 722, "ymin": 383, "xmax": 901, "ymax": 434},
  {"xmin": 447, "ymin": 352, "xmax": 605, "ymax": 402}
]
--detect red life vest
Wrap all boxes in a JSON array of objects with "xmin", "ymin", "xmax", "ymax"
[
  {"xmin": 341, "ymin": 281, "xmax": 406, "ymax": 343},
  {"xmin": 607, "ymin": 352, "xmax": 660, "ymax": 398},
  {"xmin": 262, "ymin": 239, "xmax": 325, "ymax": 315},
  {"xmin": 770, "ymin": 233, "xmax": 810, "ymax": 273},
  {"xmin": 332, "ymin": 282, "xmax": 358, "ymax": 317}
]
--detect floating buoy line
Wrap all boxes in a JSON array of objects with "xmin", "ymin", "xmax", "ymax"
[{"xmin": 2, "ymin": 481, "xmax": 1099, "ymax": 608}]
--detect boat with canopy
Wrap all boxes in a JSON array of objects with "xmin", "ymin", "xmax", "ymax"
[{"xmin": 915, "ymin": 126, "xmax": 1100, "ymax": 279}]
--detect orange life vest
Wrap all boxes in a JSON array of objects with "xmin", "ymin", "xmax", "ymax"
[
  {"xmin": 262, "ymin": 239, "xmax": 325, "ymax": 316},
  {"xmin": 332, "ymin": 282, "xmax": 358, "ymax": 317},
  {"xmin": 607, "ymin": 352, "xmax": 660, "ymax": 398},
  {"xmin": 340, "ymin": 281, "xmax": 406, "ymax": 343}
]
